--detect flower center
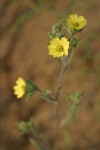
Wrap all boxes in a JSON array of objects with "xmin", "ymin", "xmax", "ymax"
[
  {"xmin": 73, "ymin": 22, "xmax": 79, "ymax": 27},
  {"xmin": 58, "ymin": 45, "xmax": 64, "ymax": 52}
]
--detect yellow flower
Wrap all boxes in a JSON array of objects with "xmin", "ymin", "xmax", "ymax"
[
  {"xmin": 48, "ymin": 37, "xmax": 69, "ymax": 58},
  {"xmin": 67, "ymin": 14, "xmax": 87, "ymax": 32},
  {"xmin": 13, "ymin": 77, "xmax": 26, "ymax": 98}
]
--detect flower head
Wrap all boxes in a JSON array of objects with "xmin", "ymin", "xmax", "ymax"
[
  {"xmin": 13, "ymin": 77, "xmax": 26, "ymax": 98},
  {"xmin": 48, "ymin": 37, "xmax": 69, "ymax": 58},
  {"xmin": 67, "ymin": 14, "xmax": 87, "ymax": 33}
]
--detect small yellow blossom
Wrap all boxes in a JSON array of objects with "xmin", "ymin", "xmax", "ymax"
[
  {"xmin": 13, "ymin": 77, "xmax": 26, "ymax": 98},
  {"xmin": 48, "ymin": 37, "xmax": 69, "ymax": 58},
  {"xmin": 67, "ymin": 14, "xmax": 87, "ymax": 32}
]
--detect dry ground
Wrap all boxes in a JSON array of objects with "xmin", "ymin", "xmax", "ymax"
[{"xmin": 0, "ymin": 0, "xmax": 100, "ymax": 150}]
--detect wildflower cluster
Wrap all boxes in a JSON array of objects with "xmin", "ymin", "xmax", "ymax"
[
  {"xmin": 48, "ymin": 14, "xmax": 87, "ymax": 58},
  {"xmin": 13, "ymin": 13, "xmax": 87, "ymax": 150},
  {"xmin": 13, "ymin": 14, "xmax": 87, "ymax": 100}
]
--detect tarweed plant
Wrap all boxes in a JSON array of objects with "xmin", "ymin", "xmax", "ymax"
[{"xmin": 13, "ymin": 14, "xmax": 87, "ymax": 150}]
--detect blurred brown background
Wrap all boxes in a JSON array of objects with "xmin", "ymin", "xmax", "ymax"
[{"xmin": 0, "ymin": 0, "xmax": 100, "ymax": 150}]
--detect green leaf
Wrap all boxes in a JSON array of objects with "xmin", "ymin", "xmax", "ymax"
[
  {"xmin": 70, "ymin": 37, "xmax": 79, "ymax": 48},
  {"xmin": 26, "ymin": 80, "xmax": 40, "ymax": 91},
  {"xmin": 60, "ymin": 92, "xmax": 84, "ymax": 127},
  {"xmin": 17, "ymin": 118, "xmax": 36, "ymax": 134},
  {"xmin": 29, "ymin": 138, "xmax": 41, "ymax": 150},
  {"xmin": 68, "ymin": 91, "xmax": 84, "ymax": 105},
  {"xmin": 43, "ymin": 90, "xmax": 52, "ymax": 95},
  {"xmin": 41, "ymin": 90, "xmax": 56, "ymax": 104}
]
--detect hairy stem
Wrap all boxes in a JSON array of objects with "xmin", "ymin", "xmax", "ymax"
[
  {"xmin": 55, "ymin": 58, "xmax": 68, "ymax": 100},
  {"xmin": 55, "ymin": 57, "xmax": 68, "ymax": 150},
  {"xmin": 55, "ymin": 33, "xmax": 75, "ymax": 149}
]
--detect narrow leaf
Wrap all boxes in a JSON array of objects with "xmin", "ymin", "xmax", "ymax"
[
  {"xmin": 29, "ymin": 138, "xmax": 41, "ymax": 150},
  {"xmin": 41, "ymin": 90, "xmax": 56, "ymax": 104}
]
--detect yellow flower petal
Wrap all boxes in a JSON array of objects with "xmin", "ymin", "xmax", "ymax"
[
  {"xmin": 13, "ymin": 77, "xmax": 26, "ymax": 99},
  {"xmin": 48, "ymin": 37, "xmax": 69, "ymax": 58},
  {"xmin": 66, "ymin": 14, "xmax": 87, "ymax": 32}
]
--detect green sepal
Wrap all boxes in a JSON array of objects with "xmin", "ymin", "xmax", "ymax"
[
  {"xmin": 48, "ymin": 32, "xmax": 63, "ymax": 40},
  {"xmin": 48, "ymin": 32, "xmax": 57, "ymax": 39},
  {"xmin": 52, "ymin": 20, "xmax": 63, "ymax": 33},
  {"xmin": 25, "ymin": 80, "xmax": 40, "ymax": 98}
]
